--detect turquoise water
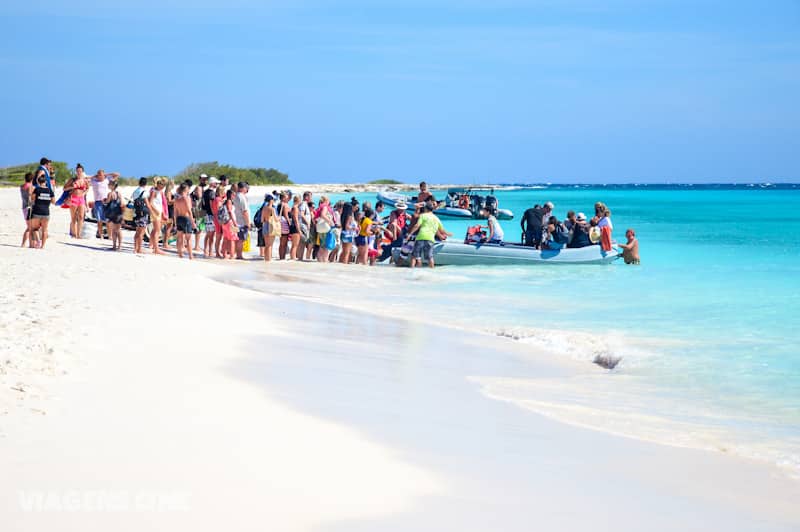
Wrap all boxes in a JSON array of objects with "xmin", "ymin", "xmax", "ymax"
[{"xmin": 251, "ymin": 185, "xmax": 800, "ymax": 472}]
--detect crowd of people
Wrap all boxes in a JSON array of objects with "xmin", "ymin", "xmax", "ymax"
[
  {"xmin": 18, "ymin": 160, "xmax": 455, "ymax": 268},
  {"xmin": 19, "ymin": 159, "xmax": 639, "ymax": 265}
]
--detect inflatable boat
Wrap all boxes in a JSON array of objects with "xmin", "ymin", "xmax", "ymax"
[
  {"xmin": 376, "ymin": 188, "xmax": 514, "ymax": 220},
  {"xmin": 392, "ymin": 241, "xmax": 620, "ymax": 266}
]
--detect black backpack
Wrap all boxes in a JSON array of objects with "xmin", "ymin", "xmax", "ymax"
[
  {"xmin": 133, "ymin": 189, "xmax": 148, "ymax": 218},
  {"xmin": 253, "ymin": 203, "xmax": 266, "ymax": 229}
]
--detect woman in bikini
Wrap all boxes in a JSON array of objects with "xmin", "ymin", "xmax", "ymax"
[
  {"xmin": 338, "ymin": 202, "xmax": 357, "ymax": 265},
  {"xmin": 260, "ymin": 195, "xmax": 278, "ymax": 262},
  {"xmin": 278, "ymin": 193, "xmax": 291, "ymax": 260},
  {"xmin": 63, "ymin": 163, "xmax": 90, "ymax": 238},
  {"xmin": 289, "ymin": 195, "xmax": 302, "ymax": 260},
  {"xmin": 220, "ymin": 189, "xmax": 238, "ymax": 260}
]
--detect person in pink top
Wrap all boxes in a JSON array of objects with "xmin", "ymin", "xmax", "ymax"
[{"xmin": 314, "ymin": 196, "xmax": 334, "ymax": 262}]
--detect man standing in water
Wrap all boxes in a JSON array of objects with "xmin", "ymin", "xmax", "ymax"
[
  {"xmin": 617, "ymin": 228, "xmax": 640, "ymax": 264},
  {"xmin": 408, "ymin": 203, "xmax": 445, "ymax": 268}
]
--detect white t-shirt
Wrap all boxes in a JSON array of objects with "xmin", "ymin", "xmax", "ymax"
[
  {"xmin": 91, "ymin": 177, "xmax": 109, "ymax": 202},
  {"xmin": 598, "ymin": 216, "xmax": 613, "ymax": 231},
  {"xmin": 488, "ymin": 215, "xmax": 504, "ymax": 241}
]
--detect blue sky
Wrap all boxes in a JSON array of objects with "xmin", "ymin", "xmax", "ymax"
[{"xmin": 1, "ymin": 0, "xmax": 798, "ymax": 183}]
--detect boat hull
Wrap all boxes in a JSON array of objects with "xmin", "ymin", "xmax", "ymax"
[{"xmin": 394, "ymin": 241, "xmax": 620, "ymax": 266}]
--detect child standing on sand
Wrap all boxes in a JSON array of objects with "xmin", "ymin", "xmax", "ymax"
[{"xmin": 20, "ymin": 172, "xmax": 34, "ymax": 247}]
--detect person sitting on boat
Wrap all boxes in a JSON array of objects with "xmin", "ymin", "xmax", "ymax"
[
  {"xmin": 458, "ymin": 194, "xmax": 470, "ymax": 210},
  {"xmin": 567, "ymin": 212, "xmax": 593, "ymax": 248},
  {"xmin": 565, "ymin": 210, "xmax": 577, "ymax": 232},
  {"xmin": 484, "ymin": 208, "xmax": 504, "ymax": 244},
  {"xmin": 543, "ymin": 216, "xmax": 570, "ymax": 249}
]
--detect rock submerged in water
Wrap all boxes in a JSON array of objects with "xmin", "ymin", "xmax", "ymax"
[{"xmin": 593, "ymin": 354, "xmax": 622, "ymax": 370}]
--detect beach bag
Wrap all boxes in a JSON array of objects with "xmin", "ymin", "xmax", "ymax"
[
  {"xmin": 217, "ymin": 202, "xmax": 230, "ymax": 224},
  {"xmin": 242, "ymin": 232, "xmax": 251, "ymax": 252},
  {"xmin": 324, "ymin": 231, "xmax": 336, "ymax": 250},
  {"xmin": 270, "ymin": 212, "xmax": 281, "ymax": 237},
  {"xmin": 315, "ymin": 217, "xmax": 331, "ymax": 233},
  {"xmin": 589, "ymin": 226, "xmax": 601, "ymax": 244}
]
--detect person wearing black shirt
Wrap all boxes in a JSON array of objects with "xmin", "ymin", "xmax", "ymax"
[
  {"xmin": 520, "ymin": 205, "xmax": 544, "ymax": 247},
  {"xmin": 28, "ymin": 176, "xmax": 55, "ymax": 248}
]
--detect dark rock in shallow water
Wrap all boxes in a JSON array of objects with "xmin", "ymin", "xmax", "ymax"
[{"xmin": 593, "ymin": 354, "xmax": 622, "ymax": 370}]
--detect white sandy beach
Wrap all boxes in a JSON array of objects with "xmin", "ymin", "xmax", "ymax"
[{"xmin": 1, "ymin": 187, "xmax": 799, "ymax": 531}]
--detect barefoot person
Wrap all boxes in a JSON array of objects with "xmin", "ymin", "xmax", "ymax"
[
  {"xmin": 146, "ymin": 177, "xmax": 167, "ymax": 255},
  {"xmin": 289, "ymin": 195, "xmax": 302, "ymax": 260},
  {"xmin": 90, "ymin": 169, "xmax": 120, "ymax": 239},
  {"xmin": 103, "ymin": 180, "xmax": 125, "ymax": 251},
  {"xmin": 28, "ymin": 174, "xmax": 55, "ymax": 249},
  {"xmin": 201, "ymin": 176, "xmax": 219, "ymax": 257},
  {"xmin": 260, "ymin": 195, "xmax": 278, "ymax": 262},
  {"xmin": 174, "ymin": 183, "xmax": 197, "ymax": 259},
  {"xmin": 162, "ymin": 180, "xmax": 175, "ymax": 250},
  {"xmin": 190, "ymin": 174, "xmax": 207, "ymax": 252},
  {"xmin": 232, "ymin": 182, "xmax": 250, "ymax": 260},
  {"xmin": 63, "ymin": 163, "xmax": 90, "ymax": 238},
  {"xmin": 20, "ymin": 173, "xmax": 35, "ymax": 247},
  {"xmin": 618, "ymin": 228, "xmax": 640, "ymax": 265},
  {"xmin": 131, "ymin": 177, "xmax": 150, "ymax": 254}
]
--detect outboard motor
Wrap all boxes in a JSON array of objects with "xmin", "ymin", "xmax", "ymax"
[{"xmin": 471, "ymin": 195, "xmax": 485, "ymax": 217}]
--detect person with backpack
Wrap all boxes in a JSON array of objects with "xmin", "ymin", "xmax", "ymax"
[
  {"xmin": 202, "ymin": 177, "xmax": 219, "ymax": 258},
  {"xmin": 253, "ymin": 193, "xmax": 269, "ymax": 258},
  {"xmin": 131, "ymin": 177, "xmax": 150, "ymax": 254},
  {"xmin": 218, "ymin": 189, "xmax": 238, "ymax": 259},
  {"xmin": 260, "ymin": 195, "xmax": 278, "ymax": 262}
]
